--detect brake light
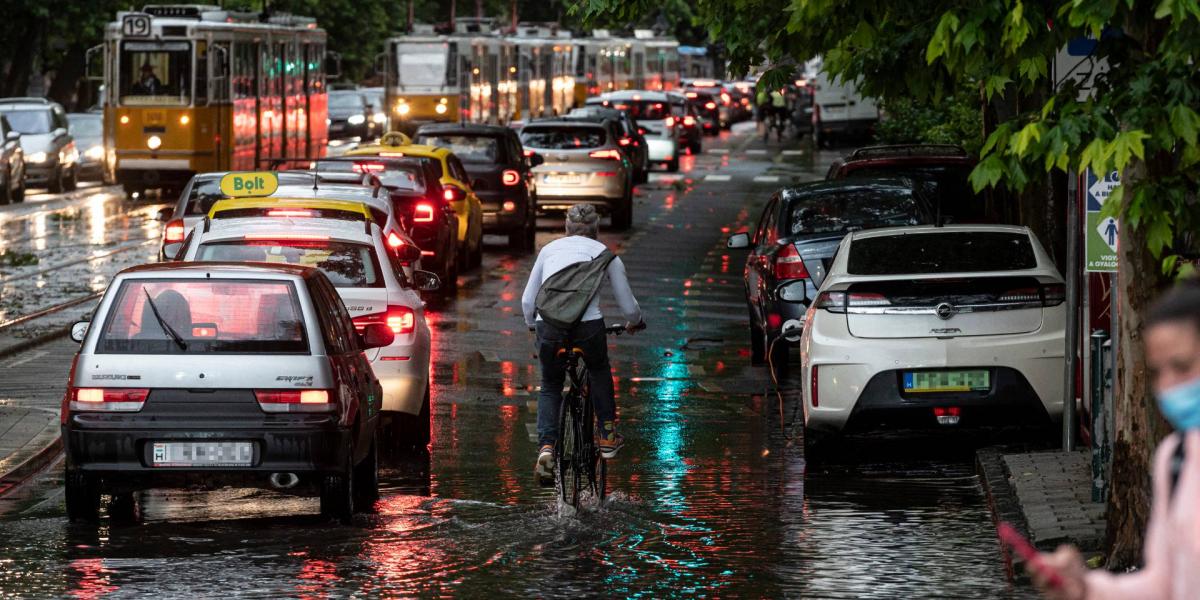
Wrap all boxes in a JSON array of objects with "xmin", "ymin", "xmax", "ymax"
[
  {"xmin": 523, "ymin": 149, "xmax": 535, "ymax": 158},
  {"xmin": 846, "ymin": 292, "xmax": 891, "ymax": 307},
  {"xmin": 164, "ymin": 219, "xmax": 185, "ymax": 243},
  {"xmin": 720, "ymin": 92, "xmax": 731, "ymax": 104},
  {"xmin": 414, "ymin": 202, "xmax": 435, "ymax": 223},
  {"xmin": 1041, "ymin": 283, "xmax": 1066, "ymax": 306},
  {"xmin": 353, "ymin": 305, "xmax": 415, "ymax": 335},
  {"xmin": 352, "ymin": 163, "xmax": 386, "ymax": 173},
  {"xmin": 999, "ymin": 284, "xmax": 1066, "ymax": 306},
  {"xmin": 267, "ymin": 209, "xmax": 314, "ymax": 217},
  {"xmin": 773, "ymin": 244, "xmax": 810, "ymax": 280},
  {"xmin": 502, "ymin": 201, "xmax": 516, "ymax": 211},
  {"xmin": 443, "ymin": 187, "xmax": 460, "ymax": 202},
  {"xmin": 617, "ymin": 137, "xmax": 632, "ymax": 146},
  {"xmin": 588, "ymin": 149, "xmax": 622, "ymax": 160},
  {"xmin": 998, "ymin": 287, "xmax": 1040, "ymax": 303},
  {"xmin": 255, "ymin": 389, "xmax": 333, "ymax": 413},
  {"xmin": 705, "ymin": 101, "xmax": 717, "ymax": 109},
  {"xmin": 810, "ymin": 365, "xmax": 819, "ymax": 408},
  {"xmin": 387, "ymin": 232, "xmax": 406, "ymax": 248},
  {"xmin": 501, "ymin": 169, "xmax": 521, "ymax": 186},
  {"xmin": 70, "ymin": 388, "xmax": 149, "ymax": 412},
  {"xmin": 683, "ymin": 116, "xmax": 696, "ymax": 127},
  {"xmin": 814, "ymin": 291, "xmax": 845, "ymax": 312},
  {"xmin": 243, "ymin": 234, "xmax": 329, "ymax": 241},
  {"xmin": 685, "ymin": 92, "xmax": 698, "ymax": 99},
  {"xmin": 663, "ymin": 116, "xmax": 676, "ymax": 128}
]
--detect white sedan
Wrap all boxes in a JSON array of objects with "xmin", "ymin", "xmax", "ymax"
[{"xmin": 797, "ymin": 225, "xmax": 1066, "ymax": 457}]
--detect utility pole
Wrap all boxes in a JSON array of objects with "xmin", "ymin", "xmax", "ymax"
[
  {"xmin": 476, "ymin": 0, "xmax": 483, "ymax": 20},
  {"xmin": 449, "ymin": 0, "xmax": 456, "ymax": 28}
]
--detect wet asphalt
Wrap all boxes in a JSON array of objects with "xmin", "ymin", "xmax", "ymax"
[{"xmin": 0, "ymin": 126, "xmax": 1035, "ymax": 598}]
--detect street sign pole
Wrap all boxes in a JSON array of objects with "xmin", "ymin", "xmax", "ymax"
[{"xmin": 1063, "ymin": 175, "xmax": 1080, "ymax": 451}]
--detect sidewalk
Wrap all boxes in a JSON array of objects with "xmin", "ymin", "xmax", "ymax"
[{"xmin": 0, "ymin": 406, "xmax": 61, "ymax": 496}]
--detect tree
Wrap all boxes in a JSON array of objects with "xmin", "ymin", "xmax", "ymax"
[{"xmin": 577, "ymin": 0, "xmax": 1200, "ymax": 568}]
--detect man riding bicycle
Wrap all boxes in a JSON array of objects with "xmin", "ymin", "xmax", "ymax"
[{"xmin": 522, "ymin": 204, "xmax": 644, "ymax": 482}]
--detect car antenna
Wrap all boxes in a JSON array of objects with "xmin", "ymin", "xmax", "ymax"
[{"xmin": 312, "ymin": 166, "xmax": 319, "ymax": 192}]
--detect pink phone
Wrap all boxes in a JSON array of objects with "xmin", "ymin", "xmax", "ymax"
[{"xmin": 997, "ymin": 522, "xmax": 1063, "ymax": 589}]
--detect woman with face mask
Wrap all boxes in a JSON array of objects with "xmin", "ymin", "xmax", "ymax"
[{"xmin": 1029, "ymin": 279, "xmax": 1200, "ymax": 600}]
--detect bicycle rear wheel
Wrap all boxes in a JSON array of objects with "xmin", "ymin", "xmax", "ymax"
[{"xmin": 555, "ymin": 392, "xmax": 583, "ymax": 509}]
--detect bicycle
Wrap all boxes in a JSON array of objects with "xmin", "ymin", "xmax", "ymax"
[
  {"xmin": 763, "ymin": 107, "xmax": 787, "ymax": 143},
  {"xmin": 550, "ymin": 323, "xmax": 639, "ymax": 512}
]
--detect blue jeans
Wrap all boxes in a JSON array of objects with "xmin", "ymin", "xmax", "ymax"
[{"xmin": 535, "ymin": 319, "xmax": 615, "ymax": 448}]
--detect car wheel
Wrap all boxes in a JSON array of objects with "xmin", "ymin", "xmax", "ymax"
[
  {"xmin": 390, "ymin": 386, "xmax": 431, "ymax": 453},
  {"xmin": 509, "ymin": 219, "xmax": 535, "ymax": 253},
  {"xmin": 64, "ymin": 167, "xmax": 78, "ymax": 192},
  {"xmin": 12, "ymin": 179, "xmax": 24, "ymax": 203},
  {"xmin": 352, "ymin": 431, "xmax": 379, "ymax": 508},
  {"xmin": 108, "ymin": 491, "xmax": 141, "ymax": 523},
  {"xmin": 441, "ymin": 250, "xmax": 459, "ymax": 297},
  {"xmin": 666, "ymin": 157, "xmax": 680, "ymax": 173},
  {"xmin": 48, "ymin": 167, "xmax": 64, "ymax": 194},
  {"xmin": 612, "ymin": 191, "xmax": 633, "ymax": 231},
  {"xmin": 65, "ymin": 468, "xmax": 101, "ymax": 523},
  {"xmin": 803, "ymin": 425, "xmax": 827, "ymax": 467},
  {"xmin": 319, "ymin": 444, "xmax": 355, "ymax": 525},
  {"xmin": 0, "ymin": 174, "xmax": 10, "ymax": 205},
  {"xmin": 470, "ymin": 237, "xmax": 483, "ymax": 269},
  {"xmin": 749, "ymin": 309, "xmax": 766, "ymax": 366}
]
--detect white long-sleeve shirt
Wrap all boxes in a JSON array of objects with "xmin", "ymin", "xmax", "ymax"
[{"xmin": 522, "ymin": 236, "xmax": 642, "ymax": 327}]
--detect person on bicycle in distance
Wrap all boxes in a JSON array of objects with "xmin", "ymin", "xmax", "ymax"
[{"xmin": 522, "ymin": 204, "xmax": 644, "ymax": 482}]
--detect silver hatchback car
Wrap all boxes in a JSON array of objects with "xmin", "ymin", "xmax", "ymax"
[
  {"xmin": 520, "ymin": 118, "xmax": 634, "ymax": 230},
  {"xmin": 63, "ymin": 262, "xmax": 393, "ymax": 524}
]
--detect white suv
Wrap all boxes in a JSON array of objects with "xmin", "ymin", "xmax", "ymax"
[
  {"xmin": 798, "ymin": 225, "xmax": 1066, "ymax": 457},
  {"xmin": 181, "ymin": 210, "xmax": 440, "ymax": 452}
]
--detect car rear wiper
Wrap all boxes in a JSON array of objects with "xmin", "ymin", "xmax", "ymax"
[{"xmin": 142, "ymin": 289, "xmax": 188, "ymax": 351}]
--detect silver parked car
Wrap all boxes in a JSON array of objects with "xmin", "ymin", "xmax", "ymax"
[
  {"xmin": 519, "ymin": 118, "xmax": 635, "ymax": 230},
  {"xmin": 0, "ymin": 98, "xmax": 78, "ymax": 193}
]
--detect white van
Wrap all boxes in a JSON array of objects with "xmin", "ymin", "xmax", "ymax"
[{"xmin": 809, "ymin": 59, "xmax": 879, "ymax": 147}]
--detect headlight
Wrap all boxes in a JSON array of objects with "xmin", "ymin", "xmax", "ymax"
[
  {"xmin": 347, "ymin": 114, "xmax": 366, "ymax": 125},
  {"xmin": 372, "ymin": 112, "xmax": 386, "ymax": 124},
  {"xmin": 27, "ymin": 151, "xmax": 48, "ymax": 164},
  {"xmin": 434, "ymin": 103, "xmax": 448, "ymax": 115},
  {"xmin": 397, "ymin": 103, "xmax": 410, "ymax": 116},
  {"xmin": 147, "ymin": 135, "xmax": 162, "ymax": 150},
  {"xmin": 85, "ymin": 145, "xmax": 104, "ymax": 160}
]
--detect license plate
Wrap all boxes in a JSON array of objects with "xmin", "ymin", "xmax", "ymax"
[
  {"xmin": 151, "ymin": 441, "xmax": 253, "ymax": 467},
  {"xmin": 903, "ymin": 370, "xmax": 990, "ymax": 393},
  {"xmin": 544, "ymin": 173, "xmax": 582, "ymax": 184}
]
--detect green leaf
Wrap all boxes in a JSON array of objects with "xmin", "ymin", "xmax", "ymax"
[
  {"xmin": 1012, "ymin": 122, "xmax": 1044, "ymax": 156},
  {"xmin": 1146, "ymin": 214, "xmax": 1175, "ymax": 258},
  {"xmin": 985, "ymin": 74, "xmax": 1012, "ymax": 100},
  {"xmin": 926, "ymin": 12, "xmax": 960, "ymax": 64},
  {"xmin": 1110, "ymin": 130, "xmax": 1150, "ymax": 169},
  {"xmin": 1078, "ymin": 138, "xmax": 1111, "ymax": 174},
  {"xmin": 969, "ymin": 155, "xmax": 1005, "ymax": 192},
  {"xmin": 1170, "ymin": 105, "xmax": 1200, "ymax": 146}
]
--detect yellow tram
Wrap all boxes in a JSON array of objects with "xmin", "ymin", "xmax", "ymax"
[{"xmin": 101, "ymin": 5, "xmax": 329, "ymax": 195}]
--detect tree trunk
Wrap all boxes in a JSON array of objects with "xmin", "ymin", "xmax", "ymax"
[
  {"xmin": 1104, "ymin": 159, "xmax": 1173, "ymax": 568},
  {"xmin": 3, "ymin": 21, "xmax": 43, "ymax": 97},
  {"xmin": 47, "ymin": 45, "xmax": 86, "ymax": 110}
]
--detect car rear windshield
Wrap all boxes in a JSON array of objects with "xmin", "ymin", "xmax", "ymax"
[
  {"xmin": 68, "ymin": 115, "xmax": 102, "ymax": 138},
  {"xmin": 847, "ymin": 231, "xmax": 1037, "ymax": 275},
  {"xmin": 182, "ymin": 173, "xmax": 313, "ymax": 216},
  {"xmin": 520, "ymin": 126, "xmax": 605, "ymax": 150},
  {"xmin": 608, "ymin": 100, "xmax": 671, "ymax": 120},
  {"xmin": 415, "ymin": 134, "xmax": 503, "ymax": 163},
  {"xmin": 328, "ymin": 92, "xmax": 364, "ymax": 110},
  {"xmin": 96, "ymin": 279, "xmax": 309, "ymax": 354},
  {"xmin": 786, "ymin": 188, "xmax": 921, "ymax": 238},
  {"xmin": 313, "ymin": 160, "xmax": 425, "ymax": 193},
  {"xmin": 196, "ymin": 240, "xmax": 382, "ymax": 287},
  {"xmin": 843, "ymin": 165, "xmax": 1002, "ymax": 224}
]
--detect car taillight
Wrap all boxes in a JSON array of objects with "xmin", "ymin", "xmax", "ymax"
[
  {"xmin": 523, "ymin": 149, "xmax": 535, "ymax": 158},
  {"xmin": 414, "ymin": 202, "xmax": 435, "ymax": 222},
  {"xmin": 387, "ymin": 231, "xmax": 406, "ymax": 248},
  {"xmin": 810, "ymin": 365, "xmax": 819, "ymax": 408},
  {"xmin": 1041, "ymin": 283, "xmax": 1066, "ymax": 306},
  {"xmin": 773, "ymin": 244, "xmax": 810, "ymax": 280},
  {"xmin": 812, "ymin": 291, "xmax": 890, "ymax": 312},
  {"xmin": 70, "ymin": 388, "xmax": 149, "ymax": 412},
  {"xmin": 637, "ymin": 127, "xmax": 647, "ymax": 135},
  {"xmin": 683, "ymin": 115, "xmax": 696, "ymax": 127},
  {"xmin": 352, "ymin": 163, "xmax": 386, "ymax": 173},
  {"xmin": 720, "ymin": 92, "xmax": 731, "ymax": 105},
  {"xmin": 663, "ymin": 116, "xmax": 676, "ymax": 128},
  {"xmin": 267, "ymin": 209, "xmax": 314, "ymax": 217},
  {"xmin": 353, "ymin": 305, "xmax": 415, "ymax": 335},
  {"xmin": 998, "ymin": 287, "xmax": 1040, "ymax": 303},
  {"xmin": 443, "ymin": 187, "xmax": 461, "ymax": 202},
  {"xmin": 501, "ymin": 169, "xmax": 520, "ymax": 186},
  {"xmin": 705, "ymin": 101, "xmax": 717, "ymax": 109},
  {"xmin": 164, "ymin": 219, "xmax": 185, "ymax": 243},
  {"xmin": 617, "ymin": 137, "xmax": 632, "ymax": 146},
  {"xmin": 588, "ymin": 149, "xmax": 622, "ymax": 160},
  {"xmin": 255, "ymin": 389, "xmax": 333, "ymax": 413}
]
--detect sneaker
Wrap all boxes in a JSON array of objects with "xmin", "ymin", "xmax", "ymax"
[
  {"xmin": 534, "ymin": 444, "xmax": 555, "ymax": 485},
  {"xmin": 596, "ymin": 422, "xmax": 625, "ymax": 459}
]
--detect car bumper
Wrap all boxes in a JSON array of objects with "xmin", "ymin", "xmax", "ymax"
[
  {"xmin": 536, "ymin": 178, "xmax": 625, "ymax": 202},
  {"xmin": 372, "ymin": 342, "xmax": 430, "ymax": 415},
  {"xmin": 477, "ymin": 191, "xmax": 529, "ymax": 233},
  {"xmin": 76, "ymin": 160, "xmax": 106, "ymax": 180},
  {"xmin": 802, "ymin": 318, "xmax": 1065, "ymax": 434},
  {"xmin": 537, "ymin": 196, "xmax": 623, "ymax": 214},
  {"xmin": 645, "ymin": 139, "xmax": 678, "ymax": 162},
  {"xmin": 22, "ymin": 163, "xmax": 59, "ymax": 185}
]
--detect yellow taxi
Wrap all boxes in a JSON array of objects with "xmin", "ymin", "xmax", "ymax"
[
  {"xmin": 208, "ymin": 198, "xmax": 374, "ymax": 222},
  {"xmin": 346, "ymin": 132, "xmax": 485, "ymax": 269}
]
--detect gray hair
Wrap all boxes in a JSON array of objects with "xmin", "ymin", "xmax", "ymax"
[{"xmin": 565, "ymin": 204, "xmax": 600, "ymax": 238}]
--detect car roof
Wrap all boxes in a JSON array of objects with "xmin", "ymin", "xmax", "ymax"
[
  {"xmin": 203, "ymin": 216, "xmax": 377, "ymax": 244},
  {"xmin": 209, "ymin": 197, "xmax": 374, "ymax": 220},
  {"xmin": 188, "ymin": 171, "xmax": 314, "ymax": 184},
  {"xmin": 345, "ymin": 140, "xmax": 450, "ymax": 161},
  {"xmin": 0, "ymin": 98, "xmax": 55, "ymax": 109},
  {"xmin": 415, "ymin": 123, "xmax": 512, "ymax": 135},
  {"xmin": 523, "ymin": 119, "xmax": 606, "ymax": 129},
  {"xmin": 593, "ymin": 90, "xmax": 670, "ymax": 101},
  {"xmin": 848, "ymin": 224, "xmax": 1032, "ymax": 241},
  {"xmin": 778, "ymin": 176, "xmax": 917, "ymax": 201},
  {"xmin": 67, "ymin": 112, "xmax": 100, "ymax": 119},
  {"xmin": 118, "ymin": 261, "xmax": 316, "ymax": 279}
]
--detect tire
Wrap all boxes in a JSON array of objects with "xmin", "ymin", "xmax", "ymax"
[
  {"xmin": 390, "ymin": 386, "xmax": 431, "ymax": 454},
  {"xmin": 611, "ymin": 189, "xmax": 633, "ymax": 231},
  {"xmin": 48, "ymin": 167, "xmax": 64, "ymax": 194},
  {"xmin": 749, "ymin": 309, "xmax": 766, "ymax": 366},
  {"xmin": 440, "ymin": 252, "xmax": 459, "ymax": 297},
  {"xmin": 556, "ymin": 397, "xmax": 581, "ymax": 509},
  {"xmin": 0, "ymin": 174, "xmax": 9, "ymax": 205},
  {"xmin": 108, "ymin": 491, "xmax": 141, "ymax": 523},
  {"xmin": 508, "ymin": 219, "xmax": 535, "ymax": 253},
  {"xmin": 65, "ymin": 469, "xmax": 101, "ymax": 523},
  {"xmin": 352, "ymin": 432, "xmax": 379, "ymax": 508},
  {"xmin": 470, "ymin": 237, "xmax": 483, "ymax": 269},
  {"xmin": 665, "ymin": 157, "xmax": 679, "ymax": 173},
  {"xmin": 319, "ymin": 445, "xmax": 355, "ymax": 525},
  {"xmin": 64, "ymin": 167, "xmax": 78, "ymax": 192},
  {"xmin": 803, "ymin": 425, "xmax": 827, "ymax": 467},
  {"xmin": 12, "ymin": 180, "xmax": 24, "ymax": 203}
]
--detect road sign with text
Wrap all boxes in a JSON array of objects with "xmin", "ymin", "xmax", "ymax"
[{"xmin": 1085, "ymin": 168, "xmax": 1119, "ymax": 272}]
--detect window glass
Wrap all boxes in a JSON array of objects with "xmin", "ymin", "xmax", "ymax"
[
  {"xmin": 181, "ymin": 172, "xmax": 313, "ymax": 216},
  {"xmin": 396, "ymin": 42, "xmax": 448, "ymax": 86},
  {"xmin": 847, "ymin": 232, "xmax": 1037, "ymax": 275},
  {"xmin": 520, "ymin": 126, "xmax": 606, "ymax": 149},
  {"xmin": 786, "ymin": 187, "xmax": 921, "ymax": 239},
  {"xmin": 605, "ymin": 100, "xmax": 670, "ymax": 120},
  {"xmin": 97, "ymin": 279, "xmax": 308, "ymax": 354},
  {"xmin": 0, "ymin": 109, "xmax": 53, "ymax": 134},
  {"xmin": 120, "ymin": 41, "xmax": 191, "ymax": 105},
  {"xmin": 313, "ymin": 159, "xmax": 425, "ymax": 193},
  {"xmin": 307, "ymin": 276, "xmax": 346, "ymax": 354},
  {"xmin": 328, "ymin": 92, "xmax": 364, "ymax": 110},
  {"xmin": 415, "ymin": 134, "xmax": 502, "ymax": 163},
  {"xmin": 196, "ymin": 240, "xmax": 383, "ymax": 288},
  {"xmin": 67, "ymin": 114, "xmax": 102, "ymax": 138}
]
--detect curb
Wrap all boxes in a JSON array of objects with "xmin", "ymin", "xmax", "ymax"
[
  {"xmin": 976, "ymin": 446, "xmax": 1033, "ymax": 585},
  {"xmin": 0, "ymin": 428, "xmax": 63, "ymax": 498},
  {"xmin": 0, "ymin": 324, "xmax": 72, "ymax": 361}
]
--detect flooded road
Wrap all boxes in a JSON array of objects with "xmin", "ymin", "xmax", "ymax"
[{"xmin": 0, "ymin": 129, "xmax": 1033, "ymax": 598}]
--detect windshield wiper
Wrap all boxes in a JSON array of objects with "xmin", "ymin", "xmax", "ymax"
[{"xmin": 142, "ymin": 289, "xmax": 188, "ymax": 351}]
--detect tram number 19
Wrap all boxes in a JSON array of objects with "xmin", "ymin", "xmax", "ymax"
[{"xmin": 122, "ymin": 14, "xmax": 152, "ymax": 37}]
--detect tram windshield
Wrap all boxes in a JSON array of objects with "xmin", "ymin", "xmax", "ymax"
[
  {"xmin": 396, "ymin": 42, "xmax": 448, "ymax": 87},
  {"xmin": 119, "ymin": 41, "xmax": 192, "ymax": 106}
]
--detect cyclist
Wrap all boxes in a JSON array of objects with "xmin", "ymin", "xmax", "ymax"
[
  {"xmin": 521, "ymin": 204, "xmax": 644, "ymax": 482},
  {"xmin": 769, "ymin": 88, "xmax": 788, "ymax": 137}
]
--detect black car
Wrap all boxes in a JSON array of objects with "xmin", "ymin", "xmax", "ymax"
[
  {"xmin": 67, "ymin": 112, "xmax": 113, "ymax": 184},
  {"xmin": 683, "ymin": 90, "xmax": 721, "ymax": 136},
  {"xmin": 327, "ymin": 90, "xmax": 378, "ymax": 141},
  {"xmin": 414, "ymin": 123, "xmax": 541, "ymax": 251},
  {"xmin": 727, "ymin": 178, "xmax": 934, "ymax": 369},
  {"xmin": 566, "ymin": 106, "xmax": 650, "ymax": 184},
  {"xmin": 313, "ymin": 156, "xmax": 461, "ymax": 294}
]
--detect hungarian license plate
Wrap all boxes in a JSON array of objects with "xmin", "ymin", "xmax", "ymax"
[
  {"xmin": 151, "ymin": 441, "xmax": 253, "ymax": 467},
  {"xmin": 903, "ymin": 370, "xmax": 990, "ymax": 393},
  {"xmin": 544, "ymin": 173, "xmax": 582, "ymax": 184}
]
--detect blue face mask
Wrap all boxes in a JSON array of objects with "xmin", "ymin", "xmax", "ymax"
[{"xmin": 1158, "ymin": 376, "xmax": 1200, "ymax": 430}]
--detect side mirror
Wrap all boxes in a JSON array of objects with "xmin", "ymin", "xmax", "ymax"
[
  {"xmin": 776, "ymin": 279, "xmax": 809, "ymax": 304},
  {"xmin": 528, "ymin": 153, "xmax": 545, "ymax": 167},
  {"xmin": 5, "ymin": 131, "xmax": 19, "ymax": 142},
  {"xmin": 162, "ymin": 242, "xmax": 183, "ymax": 262},
  {"xmin": 53, "ymin": 127, "xmax": 67, "ymax": 138},
  {"xmin": 358, "ymin": 322, "xmax": 395, "ymax": 349},
  {"xmin": 156, "ymin": 207, "xmax": 173, "ymax": 222},
  {"xmin": 726, "ymin": 232, "xmax": 751, "ymax": 249},
  {"xmin": 413, "ymin": 269, "xmax": 441, "ymax": 292},
  {"xmin": 70, "ymin": 321, "xmax": 90, "ymax": 343}
]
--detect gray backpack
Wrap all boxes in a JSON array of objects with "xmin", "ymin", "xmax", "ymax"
[{"xmin": 535, "ymin": 250, "xmax": 616, "ymax": 329}]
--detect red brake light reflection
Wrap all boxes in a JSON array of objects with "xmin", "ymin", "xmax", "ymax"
[{"xmin": 442, "ymin": 187, "xmax": 459, "ymax": 202}]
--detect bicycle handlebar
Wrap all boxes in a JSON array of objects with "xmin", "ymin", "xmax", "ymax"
[{"xmin": 527, "ymin": 322, "xmax": 646, "ymax": 335}]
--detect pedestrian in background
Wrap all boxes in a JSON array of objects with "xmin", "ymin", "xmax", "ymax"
[{"xmin": 1030, "ymin": 279, "xmax": 1200, "ymax": 599}]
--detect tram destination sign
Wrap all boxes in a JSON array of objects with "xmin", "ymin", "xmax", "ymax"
[{"xmin": 121, "ymin": 13, "xmax": 152, "ymax": 38}]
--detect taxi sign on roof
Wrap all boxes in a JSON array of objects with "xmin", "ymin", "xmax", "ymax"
[{"xmin": 219, "ymin": 172, "xmax": 279, "ymax": 197}]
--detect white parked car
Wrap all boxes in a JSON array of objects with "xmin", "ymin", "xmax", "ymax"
[
  {"xmin": 180, "ymin": 205, "xmax": 440, "ymax": 452},
  {"xmin": 798, "ymin": 225, "xmax": 1066, "ymax": 457}
]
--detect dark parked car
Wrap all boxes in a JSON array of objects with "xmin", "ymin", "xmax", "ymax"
[
  {"xmin": 0, "ymin": 115, "xmax": 25, "ymax": 204},
  {"xmin": 327, "ymin": 90, "xmax": 378, "ymax": 141},
  {"xmin": 414, "ymin": 123, "xmax": 541, "ymax": 251},
  {"xmin": 314, "ymin": 156, "xmax": 461, "ymax": 294},
  {"xmin": 567, "ymin": 106, "xmax": 650, "ymax": 184},
  {"xmin": 826, "ymin": 144, "xmax": 1018, "ymax": 224},
  {"xmin": 67, "ymin": 112, "xmax": 113, "ymax": 184},
  {"xmin": 727, "ymin": 179, "xmax": 935, "ymax": 369}
]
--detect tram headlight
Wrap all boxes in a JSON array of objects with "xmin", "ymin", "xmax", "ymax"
[
  {"xmin": 146, "ymin": 135, "xmax": 162, "ymax": 150},
  {"xmin": 434, "ymin": 103, "xmax": 448, "ymax": 115},
  {"xmin": 372, "ymin": 112, "xmax": 387, "ymax": 124},
  {"xmin": 397, "ymin": 103, "xmax": 411, "ymax": 116},
  {"xmin": 347, "ymin": 114, "xmax": 366, "ymax": 125}
]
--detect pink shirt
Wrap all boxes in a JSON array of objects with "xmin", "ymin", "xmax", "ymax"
[{"xmin": 1085, "ymin": 430, "xmax": 1200, "ymax": 599}]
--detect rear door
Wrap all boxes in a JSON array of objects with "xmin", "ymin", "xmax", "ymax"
[{"xmin": 746, "ymin": 195, "xmax": 779, "ymax": 309}]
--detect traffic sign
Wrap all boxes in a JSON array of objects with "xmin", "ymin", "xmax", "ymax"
[
  {"xmin": 219, "ymin": 172, "xmax": 279, "ymax": 197},
  {"xmin": 1084, "ymin": 168, "xmax": 1119, "ymax": 272}
]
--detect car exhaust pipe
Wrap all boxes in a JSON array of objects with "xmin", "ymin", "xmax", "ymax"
[{"xmin": 269, "ymin": 472, "xmax": 300, "ymax": 489}]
